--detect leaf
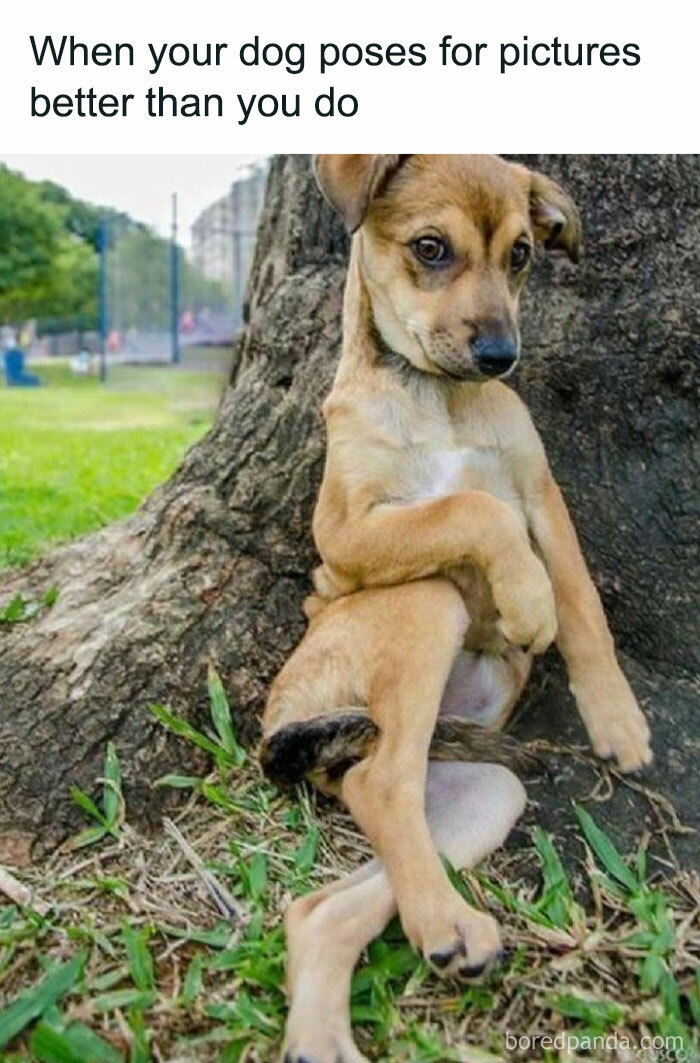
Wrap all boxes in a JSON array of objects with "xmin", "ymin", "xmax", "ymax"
[
  {"xmin": 0, "ymin": 951, "xmax": 86, "ymax": 1048},
  {"xmin": 550, "ymin": 990, "xmax": 623, "ymax": 1028},
  {"xmin": 153, "ymin": 774, "xmax": 201, "ymax": 790},
  {"xmin": 207, "ymin": 664, "xmax": 246, "ymax": 765},
  {"xmin": 158, "ymin": 922, "xmax": 234, "ymax": 949},
  {"xmin": 204, "ymin": 988, "xmax": 280, "ymax": 1036},
  {"xmin": 87, "ymin": 965, "xmax": 130, "ymax": 992},
  {"xmin": 574, "ymin": 806, "xmax": 639, "ymax": 892},
  {"xmin": 533, "ymin": 827, "xmax": 574, "ymax": 929},
  {"xmin": 0, "ymin": 589, "xmax": 56, "ymax": 624},
  {"xmin": 246, "ymin": 852, "xmax": 268, "ymax": 903},
  {"xmin": 30, "ymin": 1019, "xmax": 123, "ymax": 1063},
  {"xmin": 70, "ymin": 786, "xmax": 108, "ymax": 828},
  {"xmin": 147, "ymin": 703, "xmax": 232, "ymax": 762},
  {"xmin": 42, "ymin": 585, "xmax": 59, "ymax": 608},
  {"xmin": 291, "ymin": 825, "xmax": 319, "ymax": 876},
  {"xmin": 659, "ymin": 968, "xmax": 682, "ymax": 1020},
  {"xmin": 67, "ymin": 825, "xmax": 108, "ymax": 850},
  {"xmin": 127, "ymin": 1008, "xmax": 149, "ymax": 1063},
  {"xmin": 102, "ymin": 743, "xmax": 122, "ymax": 827},
  {"xmin": 685, "ymin": 972, "xmax": 700, "ymax": 1027},
  {"xmin": 29, "ymin": 1023, "xmax": 84, "ymax": 1063},
  {"xmin": 121, "ymin": 925, "xmax": 154, "ymax": 991},
  {"xmin": 93, "ymin": 989, "xmax": 156, "ymax": 1012},
  {"xmin": 640, "ymin": 953, "xmax": 665, "ymax": 993},
  {"xmin": 181, "ymin": 954, "xmax": 205, "ymax": 1006},
  {"xmin": 0, "ymin": 594, "xmax": 26, "ymax": 623}
]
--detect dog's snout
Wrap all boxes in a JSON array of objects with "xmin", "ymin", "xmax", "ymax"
[{"xmin": 472, "ymin": 336, "xmax": 519, "ymax": 378}]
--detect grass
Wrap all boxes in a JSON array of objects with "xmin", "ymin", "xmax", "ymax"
[
  {"xmin": 0, "ymin": 360, "xmax": 227, "ymax": 569},
  {"xmin": 0, "ymin": 672, "xmax": 697, "ymax": 1063}
]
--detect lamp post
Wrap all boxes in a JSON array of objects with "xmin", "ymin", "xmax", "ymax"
[
  {"xmin": 171, "ymin": 192, "xmax": 180, "ymax": 365},
  {"xmin": 98, "ymin": 216, "xmax": 108, "ymax": 384}
]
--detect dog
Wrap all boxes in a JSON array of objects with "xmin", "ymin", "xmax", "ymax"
[{"xmin": 259, "ymin": 155, "xmax": 652, "ymax": 1063}]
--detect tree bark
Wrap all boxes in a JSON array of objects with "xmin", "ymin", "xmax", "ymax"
[{"xmin": 0, "ymin": 155, "xmax": 697, "ymax": 866}]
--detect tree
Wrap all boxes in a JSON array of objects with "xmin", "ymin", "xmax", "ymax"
[
  {"xmin": 0, "ymin": 166, "xmax": 100, "ymax": 331},
  {"xmin": 0, "ymin": 155, "xmax": 697, "ymax": 868},
  {"xmin": 0, "ymin": 167, "xmax": 61, "ymax": 323}
]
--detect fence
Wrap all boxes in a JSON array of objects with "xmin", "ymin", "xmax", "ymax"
[{"xmin": 97, "ymin": 208, "xmax": 243, "ymax": 366}]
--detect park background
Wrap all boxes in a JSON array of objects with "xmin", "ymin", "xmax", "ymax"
[{"xmin": 0, "ymin": 155, "xmax": 267, "ymax": 569}]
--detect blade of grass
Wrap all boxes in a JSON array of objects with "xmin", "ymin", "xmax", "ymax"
[
  {"xmin": 147, "ymin": 703, "xmax": 233, "ymax": 763},
  {"xmin": 121, "ymin": 924, "xmax": 154, "ymax": 991},
  {"xmin": 180, "ymin": 954, "xmax": 205, "ymax": 1006},
  {"xmin": 0, "ymin": 951, "xmax": 86, "ymax": 1048},
  {"xmin": 30, "ymin": 1019, "xmax": 123, "ymax": 1063},
  {"xmin": 574, "ymin": 806, "xmax": 639, "ymax": 892},
  {"xmin": 207, "ymin": 664, "xmax": 245, "ymax": 765},
  {"xmin": 533, "ymin": 826, "xmax": 574, "ymax": 929},
  {"xmin": 127, "ymin": 1008, "xmax": 149, "ymax": 1063},
  {"xmin": 102, "ymin": 743, "xmax": 122, "ymax": 827}
]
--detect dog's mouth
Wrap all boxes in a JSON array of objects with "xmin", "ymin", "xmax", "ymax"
[
  {"xmin": 373, "ymin": 323, "xmax": 519, "ymax": 384},
  {"xmin": 426, "ymin": 350, "xmax": 520, "ymax": 383},
  {"xmin": 424, "ymin": 341, "xmax": 521, "ymax": 383}
]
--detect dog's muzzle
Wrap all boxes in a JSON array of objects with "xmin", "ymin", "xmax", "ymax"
[{"xmin": 472, "ymin": 336, "xmax": 519, "ymax": 378}]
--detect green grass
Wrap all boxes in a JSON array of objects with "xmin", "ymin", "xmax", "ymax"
[
  {"xmin": 0, "ymin": 673, "xmax": 697, "ymax": 1062},
  {"xmin": 0, "ymin": 361, "xmax": 226, "ymax": 568}
]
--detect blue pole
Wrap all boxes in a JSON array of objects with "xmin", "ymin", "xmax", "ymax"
[
  {"xmin": 171, "ymin": 192, "xmax": 180, "ymax": 365},
  {"xmin": 98, "ymin": 217, "xmax": 108, "ymax": 384}
]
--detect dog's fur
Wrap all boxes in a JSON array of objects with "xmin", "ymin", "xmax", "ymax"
[{"xmin": 261, "ymin": 155, "xmax": 652, "ymax": 1063}]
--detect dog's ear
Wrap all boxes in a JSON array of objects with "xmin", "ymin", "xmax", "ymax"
[
  {"xmin": 529, "ymin": 172, "xmax": 581, "ymax": 264},
  {"xmin": 313, "ymin": 155, "xmax": 407, "ymax": 233}
]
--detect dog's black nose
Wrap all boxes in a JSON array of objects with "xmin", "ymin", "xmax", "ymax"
[{"xmin": 472, "ymin": 337, "xmax": 519, "ymax": 378}]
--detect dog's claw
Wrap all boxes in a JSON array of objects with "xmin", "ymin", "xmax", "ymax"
[{"xmin": 429, "ymin": 942, "xmax": 466, "ymax": 969}]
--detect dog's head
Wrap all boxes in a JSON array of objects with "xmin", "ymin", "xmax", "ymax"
[{"xmin": 314, "ymin": 154, "xmax": 580, "ymax": 381}]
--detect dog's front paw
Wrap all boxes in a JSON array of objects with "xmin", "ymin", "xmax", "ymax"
[
  {"xmin": 493, "ymin": 553, "xmax": 557, "ymax": 655},
  {"xmin": 573, "ymin": 672, "xmax": 652, "ymax": 773}
]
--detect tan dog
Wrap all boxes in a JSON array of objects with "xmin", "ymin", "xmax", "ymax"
[{"xmin": 260, "ymin": 155, "xmax": 652, "ymax": 1063}]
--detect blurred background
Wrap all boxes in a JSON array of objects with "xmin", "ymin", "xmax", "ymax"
[{"xmin": 0, "ymin": 154, "xmax": 268, "ymax": 569}]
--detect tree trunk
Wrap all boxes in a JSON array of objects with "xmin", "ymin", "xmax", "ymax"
[{"xmin": 0, "ymin": 155, "xmax": 697, "ymax": 867}]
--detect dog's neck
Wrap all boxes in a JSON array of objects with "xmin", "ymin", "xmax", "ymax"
[{"xmin": 368, "ymin": 319, "xmax": 440, "ymax": 389}]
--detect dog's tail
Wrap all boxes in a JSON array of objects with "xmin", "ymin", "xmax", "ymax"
[{"xmin": 259, "ymin": 710, "xmax": 544, "ymax": 788}]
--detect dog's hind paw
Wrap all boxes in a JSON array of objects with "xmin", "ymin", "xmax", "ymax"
[
  {"xmin": 282, "ymin": 1032, "xmax": 370, "ymax": 1063},
  {"xmin": 405, "ymin": 897, "xmax": 503, "ymax": 983}
]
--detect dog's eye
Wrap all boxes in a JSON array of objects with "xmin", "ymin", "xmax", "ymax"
[
  {"xmin": 412, "ymin": 236, "xmax": 450, "ymax": 266},
  {"xmin": 510, "ymin": 240, "xmax": 532, "ymax": 274}
]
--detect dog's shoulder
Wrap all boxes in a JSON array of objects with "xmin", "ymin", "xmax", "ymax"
[{"xmin": 478, "ymin": 382, "xmax": 542, "ymax": 439}]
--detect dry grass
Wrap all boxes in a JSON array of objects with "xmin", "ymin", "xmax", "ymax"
[{"xmin": 1, "ymin": 673, "xmax": 698, "ymax": 1063}]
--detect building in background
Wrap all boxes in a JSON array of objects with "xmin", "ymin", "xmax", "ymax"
[{"xmin": 191, "ymin": 160, "xmax": 268, "ymax": 324}]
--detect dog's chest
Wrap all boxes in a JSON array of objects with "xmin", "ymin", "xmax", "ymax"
[{"xmin": 398, "ymin": 441, "xmax": 520, "ymax": 510}]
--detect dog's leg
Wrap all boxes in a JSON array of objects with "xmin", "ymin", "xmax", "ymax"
[
  {"xmin": 528, "ymin": 474, "xmax": 652, "ymax": 771},
  {"xmin": 327, "ymin": 578, "xmax": 508, "ymax": 981},
  {"xmin": 282, "ymin": 761, "xmax": 525, "ymax": 1063},
  {"xmin": 314, "ymin": 489, "xmax": 558, "ymax": 654}
]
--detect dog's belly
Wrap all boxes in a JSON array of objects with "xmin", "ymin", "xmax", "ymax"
[{"xmin": 439, "ymin": 648, "xmax": 529, "ymax": 729}]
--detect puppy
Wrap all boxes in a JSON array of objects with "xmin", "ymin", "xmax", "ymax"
[{"xmin": 260, "ymin": 155, "xmax": 652, "ymax": 1063}]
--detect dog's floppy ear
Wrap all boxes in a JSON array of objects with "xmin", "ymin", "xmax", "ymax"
[
  {"xmin": 529, "ymin": 172, "xmax": 581, "ymax": 264},
  {"xmin": 313, "ymin": 155, "xmax": 407, "ymax": 233}
]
